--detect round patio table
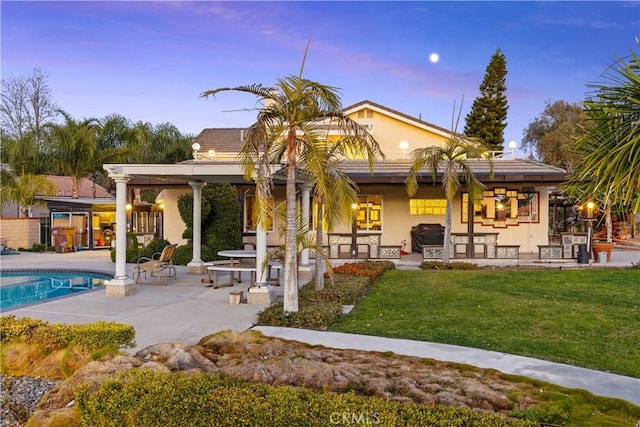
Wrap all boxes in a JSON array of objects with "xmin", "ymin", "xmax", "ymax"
[{"xmin": 217, "ymin": 250, "xmax": 256, "ymax": 283}]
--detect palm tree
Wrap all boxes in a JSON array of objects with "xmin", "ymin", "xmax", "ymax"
[
  {"xmin": 1, "ymin": 173, "xmax": 56, "ymax": 217},
  {"xmin": 47, "ymin": 111, "xmax": 101, "ymax": 198},
  {"xmin": 201, "ymin": 43, "xmax": 383, "ymax": 312},
  {"xmin": 406, "ymin": 105, "xmax": 492, "ymax": 262},
  {"xmin": 571, "ymin": 41, "xmax": 640, "ymax": 214},
  {"xmin": 309, "ymin": 139, "xmax": 361, "ymax": 291}
]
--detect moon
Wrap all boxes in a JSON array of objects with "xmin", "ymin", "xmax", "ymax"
[{"xmin": 429, "ymin": 52, "xmax": 439, "ymax": 63}]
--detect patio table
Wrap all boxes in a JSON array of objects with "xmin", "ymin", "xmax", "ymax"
[{"xmin": 215, "ymin": 249, "xmax": 256, "ymax": 284}]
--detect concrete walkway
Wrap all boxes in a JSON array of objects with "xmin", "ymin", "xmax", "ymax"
[{"xmin": 1, "ymin": 249, "xmax": 638, "ymax": 405}]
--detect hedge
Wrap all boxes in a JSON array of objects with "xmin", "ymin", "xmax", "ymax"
[
  {"xmin": 0, "ymin": 316, "xmax": 135, "ymax": 350},
  {"xmin": 76, "ymin": 369, "xmax": 537, "ymax": 427}
]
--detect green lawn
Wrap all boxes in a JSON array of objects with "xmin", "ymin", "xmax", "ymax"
[{"xmin": 331, "ymin": 269, "xmax": 640, "ymax": 378}]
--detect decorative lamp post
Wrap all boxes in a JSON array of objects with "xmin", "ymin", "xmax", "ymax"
[
  {"xmin": 191, "ymin": 142, "xmax": 200, "ymax": 160},
  {"xmin": 584, "ymin": 200, "xmax": 596, "ymax": 254},
  {"xmin": 351, "ymin": 202, "xmax": 359, "ymax": 259},
  {"xmin": 508, "ymin": 140, "xmax": 517, "ymax": 158}
]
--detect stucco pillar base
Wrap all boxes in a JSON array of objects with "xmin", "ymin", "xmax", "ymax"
[
  {"xmin": 297, "ymin": 265, "xmax": 312, "ymax": 281},
  {"xmin": 187, "ymin": 261, "xmax": 207, "ymax": 274},
  {"xmin": 248, "ymin": 286, "xmax": 275, "ymax": 305},
  {"xmin": 105, "ymin": 278, "xmax": 136, "ymax": 297}
]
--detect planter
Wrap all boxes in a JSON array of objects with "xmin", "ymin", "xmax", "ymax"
[{"xmin": 592, "ymin": 242, "xmax": 614, "ymax": 262}]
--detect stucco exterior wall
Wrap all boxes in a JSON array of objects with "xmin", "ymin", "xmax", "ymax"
[
  {"xmin": 347, "ymin": 109, "xmax": 449, "ymax": 159},
  {"xmin": 315, "ymin": 183, "xmax": 552, "ymax": 255},
  {"xmin": 0, "ymin": 218, "xmax": 40, "ymax": 249}
]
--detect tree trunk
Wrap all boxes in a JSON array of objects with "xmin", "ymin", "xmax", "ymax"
[
  {"xmin": 443, "ymin": 200, "xmax": 453, "ymax": 262},
  {"xmin": 283, "ymin": 162, "xmax": 299, "ymax": 313},
  {"xmin": 314, "ymin": 202, "xmax": 325, "ymax": 291},
  {"xmin": 606, "ymin": 204, "xmax": 613, "ymax": 243},
  {"xmin": 466, "ymin": 192, "xmax": 475, "ymax": 259}
]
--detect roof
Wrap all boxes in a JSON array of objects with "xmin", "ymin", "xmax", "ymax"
[
  {"xmin": 338, "ymin": 158, "xmax": 567, "ymax": 185},
  {"xmin": 193, "ymin": 128, "xmax": 245, "ymax": 158},
  {"xmin": 46, "ymin": 175, "xmax": 114, "ymax": 199},
  {"xmin": 342, "ymin": 100, "xmax": 453, "ymax": 137},
  {"xmin": 193, "ymin": 100, "xmax": 458, "ymax": 157}
]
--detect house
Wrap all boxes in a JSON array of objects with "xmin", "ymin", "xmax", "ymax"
[
  {"xmin": 103, "ymin": 100, "xmax": 566, "ymax": 295},
  {"xmin": 1, "ymin": 175, "xmax": 167, "ymax": 251},
  {"xmin": 186, "ymin": 101, "xmax": 566, "ymax": 256}
]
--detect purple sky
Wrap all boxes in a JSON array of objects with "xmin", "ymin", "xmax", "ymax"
[{"xmin": 2, "ymin": 1, "xmax": 638, "ymax": 153}]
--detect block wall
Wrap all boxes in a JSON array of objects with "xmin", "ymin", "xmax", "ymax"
[{"xmin": 0, "ymin": 218, "xmax": 40, "ymax": 249}]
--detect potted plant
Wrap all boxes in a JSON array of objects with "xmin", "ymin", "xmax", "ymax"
[{"xmin": 592, "ymin": 240, "xmax": 614, "ymax": 262}]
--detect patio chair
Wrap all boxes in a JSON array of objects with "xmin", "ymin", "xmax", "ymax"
[{"xmin": 134, "ymin": 243, "xmax": 178, "ymax": 285}]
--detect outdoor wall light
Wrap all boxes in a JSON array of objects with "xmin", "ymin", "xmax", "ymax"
[
  {"xmin": 399, "ymin": 141, "xmax": 409, "ymax": 159},
  {"xmin": 191, "ymin": 142, "xmax": 201, "ymax": 159},
  {"xmin": 125, "ymin": 203, "xmax": 132, "ymax": 211},
  {"xmin": 585, "ymin": 201, "xmax": 596, "ymax": 219}
]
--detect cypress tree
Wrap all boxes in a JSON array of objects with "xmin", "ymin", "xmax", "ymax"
[{"xmin": 464, "ymin": 48, "xmax": 508, "ymax": 152}]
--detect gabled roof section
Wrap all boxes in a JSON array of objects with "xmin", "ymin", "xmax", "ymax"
[
  {"xmin": 193, "ymin": 128, "xmax": 246, "ymax": 158},
  {"xmin": 342, "ymin": 100, "xmax": 453, "ymax": 138},
  {"xmin": 46, "ymin": 175, "xmax": 114, "ymax": 199}
]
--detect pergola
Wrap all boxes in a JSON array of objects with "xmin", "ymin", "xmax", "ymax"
[{"xmin": 102, "ymin": 160, "xmax": 312, "ymax": 296}]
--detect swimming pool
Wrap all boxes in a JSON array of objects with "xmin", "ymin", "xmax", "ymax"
[{"xmin": 0, "ymin": 270, "xmax": 113, "ymax": 310}]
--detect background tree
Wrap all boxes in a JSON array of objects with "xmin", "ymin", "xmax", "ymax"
[
  {"xmin": 202, "ymin": 42, "xmax": 383, "ymax": 312},
  {"xmin": 567, "ymin": 41, "xmax": 640, "ymax": 239},
  {"xmin": 521, "ymin": 100, "xmax": 587, "ymax": 172},
  {"xmin": 0, "ymin": 174, "xmax": 56, "ymax": 217},
  {"xmin": 464, "ymin": 48, "xmax": 508, "ymax": 151},
  {"xmin": 47, "ymin": 111, "xmax": 101, "ymax": 198},
  {"xmin": 1, "ymin": 68, "xmax": 58, "ymax": 143},
  {"xmin": 0, "ymin": 133, "xmax": 45, "ymax": 175}
]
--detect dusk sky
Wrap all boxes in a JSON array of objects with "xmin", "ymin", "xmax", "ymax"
[{"xmin": 2, "ymin": 1, "xmax": 638, "ymax": 154}]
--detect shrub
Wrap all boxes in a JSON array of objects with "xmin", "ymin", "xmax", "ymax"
[
  {"xmin": 420, "ymin": 260, "xmax": 479, "ymax": 270},
  {"xmin": 110, "ymin": 247, "xmax": 140, "ymax": 264},
  {"xmin": 0, "ymin": 316, "xmax": 135, "ymax": 350},
  {"xmin": 31, "ymin": 243, "xmax": 51, "ymax": 253},
  {"xmin": 299, "ymin": 275, "xmax": 371, "ymax": 305},
  {"xmin": 137, "ymin": 238, "xmax": 171, "ymax": 259},
  {"xmin": 177, "ymin": 183, "xmax": 242, "ymax": 260},
  {"xmin": 330, "ymin": 261, "xmax": 395, "ymax": 282},
  {"xmin": 257, "ymin": 302, "xmax": 343, "ymax": 330},
  {"xmin": 75, "ymin": 369, "xmax": 537, "ymax": 427},
  {"xmin": 173, "ymin": 243, "xmax": 215, "ymax": 265},
  {"xmin": 258, "ymin": 261, "xmax": 397, "ymax": 330}
]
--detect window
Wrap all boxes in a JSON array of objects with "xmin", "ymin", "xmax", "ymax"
[
  {"xmin": 244, "ymin": 194, "xmax": 273, "ymax": 232},
  {"xmin": 462, "ymin": 188, "xmax": 539, "ymax": 227},
  {"xmin": 409, "ymin": 199, "xmax": 446, "ymax": 215},
  {"xmin": 354, "ymin": 195, "xmax": 382, "ymax": 231}
]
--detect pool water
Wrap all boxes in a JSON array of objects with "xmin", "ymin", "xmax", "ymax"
[{"xmin": 0, "ymin": 270, "xmax": 113, "ymax": 310}]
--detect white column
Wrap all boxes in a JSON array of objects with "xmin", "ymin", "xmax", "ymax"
[
  {"xmin": 106, "ymin": 176, "xmax": 135, "ymax": 296},
  {"xmin": 187, "ymin": 181, "xmax": 205, "ymax": 274},
  {"xmin": 256, "ymin": 227, "xmax": 267, "ymax": 285},
  {"xmin": 298, "ymin": 184, "xmax": 312, "ymax": 280}
]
